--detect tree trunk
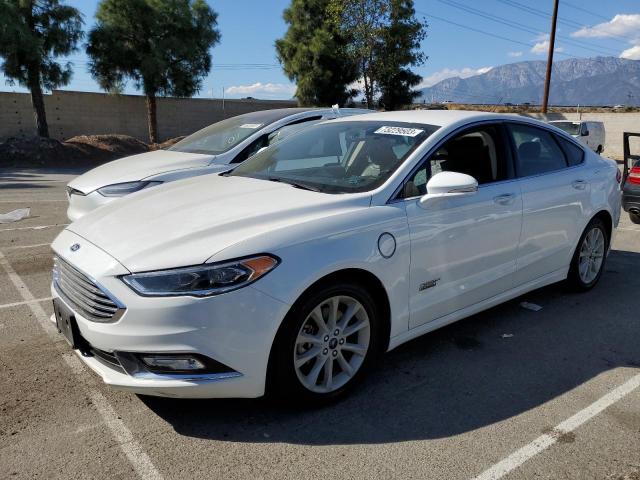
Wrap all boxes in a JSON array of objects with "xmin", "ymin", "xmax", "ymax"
[
  {"xmin": 146, "ymin": 93, "xmax": 158, "ymax": 144},
  {"xmin": 27, "ymin": 65, "xmax": 49, "ymax": 138},
  {"xmin": 362, "ymin": 59, "xmax": 372, "ymax": 109}
]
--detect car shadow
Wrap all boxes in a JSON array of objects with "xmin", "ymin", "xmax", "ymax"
[{"xmin": 140, "ymin": 248, "xmax": 640, "ymax": 445}]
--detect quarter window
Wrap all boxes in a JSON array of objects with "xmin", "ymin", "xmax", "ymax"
[
  {"xmin": 556, "ymin": 136, "xmax": 585, "ymax": 166},
  {"xmin": 508, "ymin": 124, "xmax": 567, "ymax": 177}
]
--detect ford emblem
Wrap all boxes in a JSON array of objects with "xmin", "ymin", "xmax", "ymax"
[{"xmin": 70, "ymin": 243, "xmax": 80, "ymax": 252}]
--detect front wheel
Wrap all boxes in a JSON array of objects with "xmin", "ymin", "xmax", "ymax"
[
  {"xmin": 268, "ymin": 282, "xmax": 383, "ymax": 402},
  {"xmin": 567, "ymin": 218, "xmax": 608, "ymax": 291}
]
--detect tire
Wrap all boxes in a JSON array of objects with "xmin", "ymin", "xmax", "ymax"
[
  {"xmin": 268, "ymin": 280, "xmax": 384, "ymax": 403},
  {"xmin": 630, "ymin": 212, "xmax": 640, "ymax": 225},
  {"xmin": 596, "ymin": 145, "xmax": 603, "ymax": 154},
  {"xmin": 567, "ymin": 217, "xmax": 609, "ymax": 291}
]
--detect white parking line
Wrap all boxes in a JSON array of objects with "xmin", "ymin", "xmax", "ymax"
[
  {"xmin": 0, "ymin": 297, "xmax": 52, "ymax": 310},
  {"xmin": 5, "ymin": 242, "xmax": 52, "ymax": 250},
  {"xmin": 0, "ymin": 251, "xmax": 163, "ymax": 480},
  {"xmin": 618, "ymin": 227, "xmax": 640, "ymax": 232},
  {"xmin": 472, "ymin": 372, "xmax": 640, "ymax": 480},
  {"xmin": 0, "ymin": 223, "xmax": 69, "ymax": 232}
]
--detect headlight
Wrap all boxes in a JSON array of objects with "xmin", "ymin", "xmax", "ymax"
[
  {"xmin": 97, "ymin": 181, "xmax": 162, "ymax": 197},
  {"xmin": 121, "ymin": 255, "xmax": 279, "ymax": 297}
]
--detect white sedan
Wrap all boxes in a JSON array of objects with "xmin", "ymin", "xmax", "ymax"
[
  {"xmin": 65, "ymin": 107, "xmax": 371, "ymax": 221},
  {"xmin": 51, "ymin": 110, "xmax": 621, "ymax": 400}
]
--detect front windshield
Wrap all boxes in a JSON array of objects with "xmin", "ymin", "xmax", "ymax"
[
  {"xmin": 168, "ymin": 116, "xmax": 265, "ymax": 155},
  {"xmin": 552, "ymin": 122, "xmax": 580, "ymax": 135},
  {"xmin": 230, "ymin": 121, "xmax": 439, "ymax": 193}
]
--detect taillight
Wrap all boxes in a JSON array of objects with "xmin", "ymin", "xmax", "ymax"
[{"xmin": 629, "ymin": 166, "xmax": 640, "ymax": 185}]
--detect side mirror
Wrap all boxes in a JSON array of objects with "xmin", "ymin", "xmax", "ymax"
[
  {"xmin": 419, "ymin": 171, "xmax": 478, "ymax": 208},
  {"xmin": 581, "ymin": 130, "xmax": 589, "ymax": 137}
]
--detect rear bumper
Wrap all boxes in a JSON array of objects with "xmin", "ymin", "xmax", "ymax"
[{"xmin": 622, "ymin": 184, "xmax": 640, "ymax": 212}]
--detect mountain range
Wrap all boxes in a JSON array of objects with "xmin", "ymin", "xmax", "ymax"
[{"xmin": 418, "ymin": 56, "xmax": 640, "ymax": 106}]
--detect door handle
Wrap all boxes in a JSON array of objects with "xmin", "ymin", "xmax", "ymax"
[
  {"xmin": 493, "ymin": 193, "xmax": 515, "ymax": 205},
  {"xmin": 572, "ymin": 180, "xmax": 588, "ymax": 190}
]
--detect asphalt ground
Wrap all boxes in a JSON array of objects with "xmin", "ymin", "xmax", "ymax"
[{"xmin": 1, "ymin": 168, "xmax": 639, "ymax": 480}]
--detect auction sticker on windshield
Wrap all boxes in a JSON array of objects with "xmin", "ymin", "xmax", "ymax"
[
  {"xmin": 240, "ymin": 123, "xmax": 263, "ymax": 129},
  {"xmin": 375, "ymin": 126, "xmax": 424, "ymax": 137}
]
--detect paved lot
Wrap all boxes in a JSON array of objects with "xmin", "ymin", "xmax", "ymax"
[{"xmin": 1, "ymin": 168, "xmax": 639, "ymax": 480}]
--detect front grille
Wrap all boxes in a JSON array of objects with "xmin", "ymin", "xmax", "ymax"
[{"xmin": 53, "ymin": 256, "xmax": 124, "ymax": 322}]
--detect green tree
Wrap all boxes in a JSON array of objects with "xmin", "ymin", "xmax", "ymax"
[
  {"xmin": 86, "ymin": 0, "xmax": 220, "ymax": 143},
  {"xmin": 376, "ymin": 0, "xmax": 426, "ymax": 110},
  {"xmin": 330, "ymin": 0, "xmax": 426, "ymax": 109},
  {"xmin": 276, "ymin": 0, "xmax": 358, "ymax": 107},
  {"xmin": 0, "ymin": 0, "xmax": 83, "ymax": 138},
  {"xmin": 329, "ymin": 0, "xmax": 388, "ymax": 109}
]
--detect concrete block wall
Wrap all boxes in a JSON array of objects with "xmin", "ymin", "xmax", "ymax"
[{"xmin": 0, "ymin": 90, "xmax": 297, "ymax": 143}]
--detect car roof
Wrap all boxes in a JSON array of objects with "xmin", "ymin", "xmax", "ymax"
[
  {"xmin": 324, "ymin": 109, "xmax": 509, "ymax": 127},
  {"xmin": 229, "ymin": 107, "xmax": 373, "ymax": 124}
]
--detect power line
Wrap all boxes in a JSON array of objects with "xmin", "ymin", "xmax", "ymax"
[
  {"xmin": 494, "ymin": 0, "xmax": 637, "ymax": 44},
  {"xmin": 418, "ymin": 10, "xmax": 581, "ymax": 58},
  {"xmin": 434, "ymin": 0, "xmax": 619, "ymax": 56},
  {"xmin": 554, "ymin": 0, "xmax": 610, "ymax": 22}
]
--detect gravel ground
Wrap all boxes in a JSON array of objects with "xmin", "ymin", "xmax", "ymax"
[{"xmin": 0, "ymin": 168, "xmax": 639, "ymax": 480}]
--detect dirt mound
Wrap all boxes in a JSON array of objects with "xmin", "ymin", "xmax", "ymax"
[
  {"xmin": 65, "ymin": 134, "xmax": 149, "ymax": 157},
  {"xmin": 0, "ymin": 134, "xmax": 151, "ymax": 168},
  {"xmin": 150, "ymin": 136, "xmax": 185, "ymax": 151}
]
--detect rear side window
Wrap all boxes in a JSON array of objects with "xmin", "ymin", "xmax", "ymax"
[
  {"xmin": 508, "ymin": 124, "xmax": 567, "ymax": 177},
  {"xmin": 556, "ymin": 135, "xmax": 585, "ymax": 166}
]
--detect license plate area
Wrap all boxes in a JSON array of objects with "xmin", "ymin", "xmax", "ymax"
[{"xmin": 53, "ymin": 298, "xmax": 80, "ymax": 348}]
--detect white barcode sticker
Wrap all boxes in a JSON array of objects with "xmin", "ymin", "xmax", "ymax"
[
  {"xmin": 375, "ymin": 126, "xmax": 424, "ymax": 137},
  {"xmin": 239, "ymin": 123, "xmax": 263, "ymax": 129}
]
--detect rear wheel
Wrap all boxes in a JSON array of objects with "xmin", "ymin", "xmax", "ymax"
[
  {"xmin": 269, "ymin": 282, "xmax": 383, "ymax": 402},
  {"xmin": 567, "ymin": 217, "xmax": 608, "ymax": 291},
  {"xmin": 630, "ymin": 212, "xmax": 640, "ymax": 224}
]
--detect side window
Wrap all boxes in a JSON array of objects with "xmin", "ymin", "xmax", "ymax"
[
  {"xmin": 581, "ymin": 123, "xmax": 589, "ymax": 136},
  {"xmin": 508, "ymin": 124, "xmax": 567, "ymax": 177},
  {"xmin": 401, "ymin": 124, "xmax": 510, "ymax": 198},
  {"xmin": 232, "ymin": 135, "xmax": 268, "ymax": 163},
  {"xmin": 556, "ymin": 135, "xmax": 585, "ymax": 166}
]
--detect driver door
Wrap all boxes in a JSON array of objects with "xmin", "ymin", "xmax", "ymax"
[{"xmin": 400, "ymin": 123, "xmax": 523, "ymax": 328}]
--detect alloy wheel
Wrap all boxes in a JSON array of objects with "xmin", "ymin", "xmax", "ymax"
[
  {"xmin": 578, "ymin": 226, "xmax": 605, "ymax": 284},
  {"xmin": 293, "ymin": 295, "xmax": 371, "ymax": 394}
]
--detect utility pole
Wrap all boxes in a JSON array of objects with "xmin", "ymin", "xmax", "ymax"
[{"xmin": 542, "ymin": 0, "xmax": 559, "ymax": 114}]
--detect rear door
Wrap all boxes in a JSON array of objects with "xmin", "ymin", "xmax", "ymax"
[{"xmin": 507, "ymin": 122, "xmax": 590, "ymax": 285}]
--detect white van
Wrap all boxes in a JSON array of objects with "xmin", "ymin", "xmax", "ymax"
[{"xmin": 549, "ymin": 120, "xmax": 605, "ymax": 153}]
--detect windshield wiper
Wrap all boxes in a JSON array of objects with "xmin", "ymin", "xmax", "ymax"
[{"xmin": 266, "ymin": 177, "xmax": 321, "ymax": 192}]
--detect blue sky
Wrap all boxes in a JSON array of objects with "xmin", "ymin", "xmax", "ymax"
[{"xmin": 2, "ymin": 0, "xmax": 639, "ymax": 100}]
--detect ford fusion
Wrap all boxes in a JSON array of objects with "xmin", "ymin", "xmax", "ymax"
[
  {"xmin": 51, "ymin": 111, "xmax": 621, "ymax": 400},
  {"xmin": 65, "ymin": 107, "xmax": 370, "ymax": 221}
]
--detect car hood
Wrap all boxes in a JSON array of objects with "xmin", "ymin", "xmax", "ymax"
[
  {"xmin": 67, "ymin": 150, "xmax": 214, "ymax": 194},
  {"xmin": 66, "ymin": 175, "xmax": 370, "ymax": 272}
]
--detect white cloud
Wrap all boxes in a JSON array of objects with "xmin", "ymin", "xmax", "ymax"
[
  {"xmin": 621, "ymin": 45, "xmax": 640, "ymax": 60},
  {"xmin": 571, "ymin": 14, "xmax": 640, "ymax": 40},
  {"xmin": 508, "ymin": 51, "xmax": 523, "ymax": 57},
  {"xmin": 225, "ymin": 82, "xmax": 295, "ymax": 99},
  {"xmin": 530, "ymin": 39, "xmax": 564, "ymax": 55},
  {"xmin": 418, "ymin": 66, "xmax": 493, "ymax": 88}
]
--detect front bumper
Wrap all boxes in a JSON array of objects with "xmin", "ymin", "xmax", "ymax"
[{"xmin": 51, "ymin": 229, "xmax": 290, "ymax": 398}]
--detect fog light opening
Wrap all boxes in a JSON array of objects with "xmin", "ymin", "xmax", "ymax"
[{"xmin": 140, "ymin": 355, "xmax": 207, "ymax": 372}]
